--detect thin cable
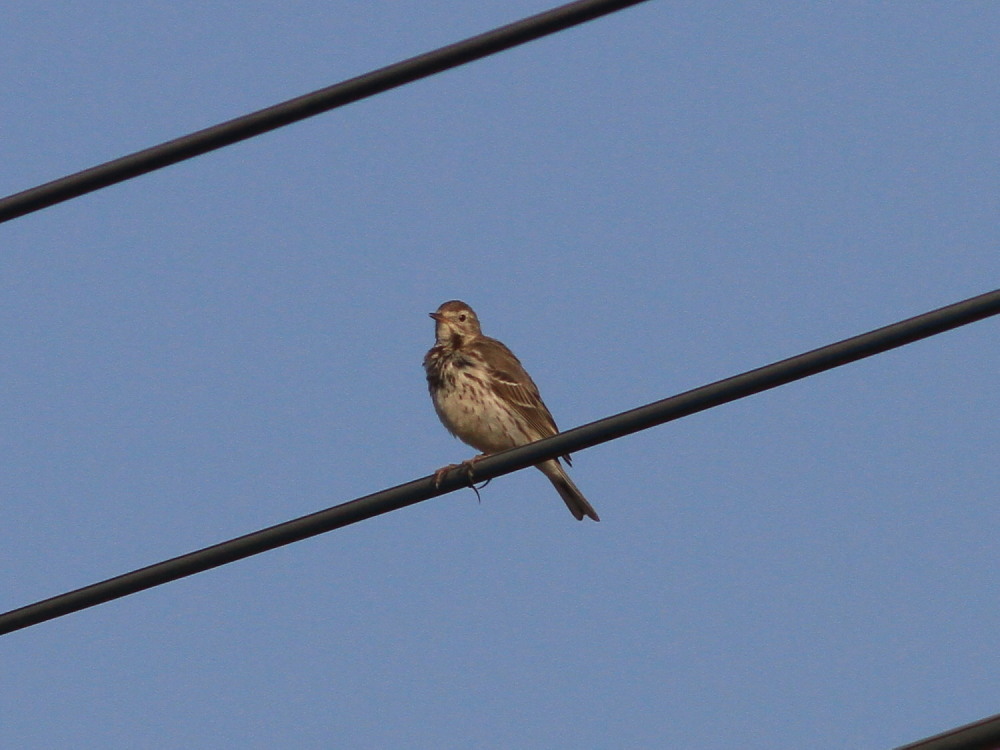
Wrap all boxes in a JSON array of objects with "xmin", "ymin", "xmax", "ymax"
[
  {"xmin": 894, "ymin": 711, "xmax": 1000, "ymax": 750},
  {"xmin": 1, "ymin": 289, "xmax": 996, "ymax": 636},
  {"xmin": 0, "ymin": 0, "xmax": 652, "ymax": 224}
]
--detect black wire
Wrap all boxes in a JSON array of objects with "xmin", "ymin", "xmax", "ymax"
[
  {"xmin": 0, "ymin": 0, "xmax": 652, "ymax": 224},
  {"xmin": 1, "ymin": 289, "xmax": 996, "ymax": 636},
  {"xmin": 894, "ymin": 711, "xmax": 1000, "ymax": 750}
]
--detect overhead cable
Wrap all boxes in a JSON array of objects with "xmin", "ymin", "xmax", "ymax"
[
  {"xmin": 0, "ymin": 0, "xmax": 651, "ymax": 223},
  {"xmin": 0, "ymin": 288, "xmax": 996, "ymax": 636},
  {"xmin": 894, "ymin": 710, "xmax": 1000, "ymax": 750}
]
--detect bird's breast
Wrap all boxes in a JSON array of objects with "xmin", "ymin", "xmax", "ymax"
[{"xmin": 424, "ymin": 350, "xmax": 521, "ymax": 454}]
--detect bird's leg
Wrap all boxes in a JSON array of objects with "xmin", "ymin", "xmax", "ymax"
[
  {"xmin": 432, "ymin": 463, "xmax": 461, "ymax": 488},
  {"xmin": 461, "ymin": 454, "xmax": 493, "ymax": 501},
  {"xmin": 432, "ymin": 454, "xmax": 492, "ymax": 495},
  {"xmin": 461, "ymin": 454, "xmax": 486, "ymax": 483}
]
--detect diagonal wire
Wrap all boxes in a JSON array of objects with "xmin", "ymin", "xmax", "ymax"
[
  {"xmin": 0, "ymin": 0, "xmax": 652, "ymax": 224},
  {"xmin": 1, "ymin": 288, "xmax": 997, "ymax": 636},
  {"xmin": 894, "ymin": 710, "xmax": 1000, "ymax": 750}
]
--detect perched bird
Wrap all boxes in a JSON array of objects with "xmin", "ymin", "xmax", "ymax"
[{"xmin": 423, "ymin": 300, "xmax": 599, "ymax": 521}]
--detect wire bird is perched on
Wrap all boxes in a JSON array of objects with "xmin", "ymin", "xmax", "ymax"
[{"xmin": 423, "ymin": 300, "xmax": 599, "ymax": 521}]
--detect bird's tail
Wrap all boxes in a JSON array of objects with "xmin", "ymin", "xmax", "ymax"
[{"xmin": 537, "ymin": 460, "xmax": 600, "ymax": 522}]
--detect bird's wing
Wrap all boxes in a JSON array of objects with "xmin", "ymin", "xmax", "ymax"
[{"xmin": 476, "ymin": 338, "xmax": 561, "ymax": 441}]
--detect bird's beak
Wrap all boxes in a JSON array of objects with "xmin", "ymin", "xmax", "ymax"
[{"xmin": 429, "ymin": 312, "xmax": 443, "ymax": 321}]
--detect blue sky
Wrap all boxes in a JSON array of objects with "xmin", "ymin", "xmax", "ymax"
[{"xmin": 1, "ymin": 2, "xmax": 997, "ymax": 748}]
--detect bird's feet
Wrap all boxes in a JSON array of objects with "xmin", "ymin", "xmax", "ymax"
[
  {"xmin": 433, "ymin": 454, "xmax": 488, "ymax": 489},
  {"xmin": 433, "ymin": 463, "xmax": 460, "ymax": 488}
]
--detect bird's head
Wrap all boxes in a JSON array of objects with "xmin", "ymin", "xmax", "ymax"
[{"xmin": 429, "ymin": 300, "xmax": 482, "ymax": 346}]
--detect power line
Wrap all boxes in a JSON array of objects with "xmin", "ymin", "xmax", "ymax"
[
  {"xmin": 895, "ymin": 711, "xmax": 1000, "ymax": 750},
  {"xmin": 0, "ymin": 0, "xmax": 652, "ymax": 224},
  {"xmin": 1, "ymin": 288, "xmax": 996, "ymax": 636}
]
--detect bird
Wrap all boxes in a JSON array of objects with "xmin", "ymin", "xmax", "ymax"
[{"xmin": 423, "ymin": 300, "xmax": 599, "ymax": 521}]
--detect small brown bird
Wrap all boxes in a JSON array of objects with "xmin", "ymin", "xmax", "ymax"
[{"xmin": 424, "ymin": 300, "xmax": 599, "ymax": 521}]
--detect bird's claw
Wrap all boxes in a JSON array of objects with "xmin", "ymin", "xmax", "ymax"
[
  {"xmin": 433, "ymin": 463, "xmax": 459, "ymax": 488},
  {"xmin": 433, "ymin": 456, "xmax": 492, "ymax": 502}
]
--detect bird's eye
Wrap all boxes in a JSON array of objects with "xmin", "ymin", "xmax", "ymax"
[{"xmin": 458, "ymin": 314, "xmax": 467, "ymax": 321}]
